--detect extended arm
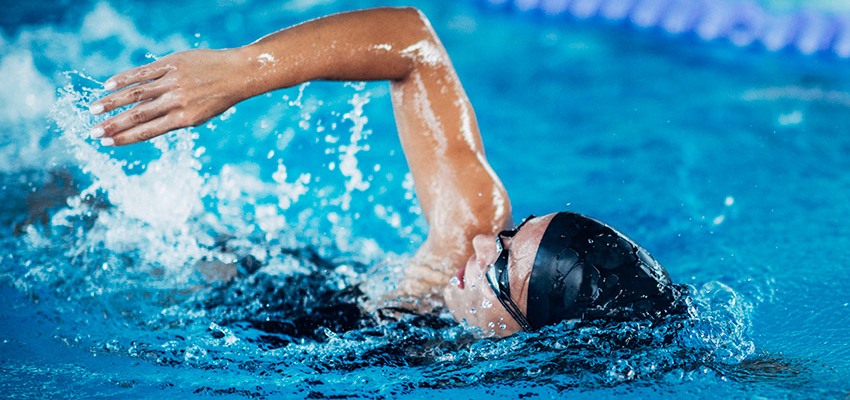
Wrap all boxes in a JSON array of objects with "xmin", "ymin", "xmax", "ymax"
[{"xmin": 91, "ymin": 7, "xmax": 512, "ymax": 299}]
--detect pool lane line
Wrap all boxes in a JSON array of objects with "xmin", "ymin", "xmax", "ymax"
[{"xmin": 476, "ymin": 0, "xmax": 850, "ymax": 59}]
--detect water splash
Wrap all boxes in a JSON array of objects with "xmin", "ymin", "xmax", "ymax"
[
  {"xmin": 0, "ymin": 2, "xmax": 783, "ymax": 396},
  {"xmin": 65, "ymin": 269, "xmax": 757, "ymax": 393},
  {"xmin": 35, "ymin": 67, "xmax": 409, "ymax": 290},
  {"xmin": 0, "ymin": 50, "xmax": 60, "ymax": 172},
  {"xmin": 46, "ymin": 73, "xmax": 214, "ymax": 283},
  {"xmin": 335, "ymin": 90, "xmax": 373, "ymax": 212},
  {"xmin": 681, "ymin": 281, "xmax": 756, "ymax": 364}
]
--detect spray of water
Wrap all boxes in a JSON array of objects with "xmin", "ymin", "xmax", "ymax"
[
  {"xmin": 0, "ymin": 3, "xmax": 765, "ymax": 394},
  {"xmin": 38, "ymin": 70, "xmax": 402, "ymax": 291}
]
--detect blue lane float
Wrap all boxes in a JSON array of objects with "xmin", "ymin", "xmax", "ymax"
[{"xmin": 478, "ymin": 0, "xmax": 850, "ymax": 58}]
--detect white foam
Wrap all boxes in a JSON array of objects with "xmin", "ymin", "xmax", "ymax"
[
  {"xmin": 49, "ymin": 84, "xmax": 218, "ymax": 279},
  {"xmin": 0, "ymin": 2, "xmax": 190, "ymax": 174},
  {"xmin": 0, "ymin": 51, "xmax": 53, "ymax": 121},
  {"xmin": 0, "ymin": 50, "xmax": 59, "ymax": 172}
]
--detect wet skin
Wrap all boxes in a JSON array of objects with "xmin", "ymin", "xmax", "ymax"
[
  {"xmin": 90, "ymin": 7, "xmax": 535, "ymax": 336},
  {"xmin": 443, "ymin": 214, "xmax": 557, "ymax": 336}
]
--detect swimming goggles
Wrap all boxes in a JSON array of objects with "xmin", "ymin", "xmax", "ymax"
[{"xmin": 485, "ymin": 215, "xmax": 535, "ymax": 332}]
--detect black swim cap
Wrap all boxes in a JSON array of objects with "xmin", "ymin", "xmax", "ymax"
[{"xmin": 526, "ymin": 212, "xmax": 677, "ymax": 330}]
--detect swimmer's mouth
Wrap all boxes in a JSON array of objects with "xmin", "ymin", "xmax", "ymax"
[{"xmin": 454, "ymin": 264, "xmax": 466, "ymax": 289}]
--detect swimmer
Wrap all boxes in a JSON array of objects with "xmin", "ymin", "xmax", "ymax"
[{"xmin": 89, "ymin": 7, "xmax": 680, "ymax": 336}]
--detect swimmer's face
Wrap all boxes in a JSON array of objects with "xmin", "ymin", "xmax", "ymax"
[{"xmin": 443, "ymin": 214, "xmax": 555, "ymax": 337}]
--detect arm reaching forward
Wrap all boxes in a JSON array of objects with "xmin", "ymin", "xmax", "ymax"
[{"xmin": 91, "ymin": 7, "xmax": 512, "ymax": 300}]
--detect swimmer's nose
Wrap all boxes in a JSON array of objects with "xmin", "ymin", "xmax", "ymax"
[{"xmin": 471, "ymin": 234, "xmax": 498, "ymax": 267}]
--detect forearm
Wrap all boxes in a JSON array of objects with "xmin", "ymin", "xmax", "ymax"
[
  {"xmin": 232, "ymin": 7, "xmax": 435, "ymax": 99},
  {"xmin": 90, "ymin": 6, "xmax": 511, "ymax": 303},
  {"xmin": 90, "ymin": 7, "xmax": 442, "ymax": 145}
]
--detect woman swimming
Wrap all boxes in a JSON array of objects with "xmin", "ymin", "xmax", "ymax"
[{"xmin": 88, "ymin": 7, "xmax": 679, "ymax": 336}]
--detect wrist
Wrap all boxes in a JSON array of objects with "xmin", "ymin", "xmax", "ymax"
[
  {"xmin": 229, "ymin": 40, "xmax": 305, "ymax": 99},
  {"xmin": 219, "ymin": 46, "xmax": 262, "ymax": 101}
]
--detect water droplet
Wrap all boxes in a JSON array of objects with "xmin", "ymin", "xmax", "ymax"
[
  {"xmin": 449, "ymin": 277, "xmax": 460, "ymax": 287},
  {"xmin": 481, "ymin": 299, "xmax": 492, "ymax": 308},
  {"xmin": 470, "ymin": 307, "xmax": 477, "ymax": 314},
  {"xmin": 499, "ymin": 324, "xmax": 507, "ymax": 330},
  {"xmin": 488, "ymin": 321, "xmax": 495, "ymax": 328}
]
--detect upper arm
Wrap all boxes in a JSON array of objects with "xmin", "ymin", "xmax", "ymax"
[{"xmin": 390, "ymin": 9, "xmax": 512, "ymax": 294}]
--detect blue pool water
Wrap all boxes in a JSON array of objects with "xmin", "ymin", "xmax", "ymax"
[{"xmin": 2, "ymin": 0, "xmax": 850, "ymax": 398}]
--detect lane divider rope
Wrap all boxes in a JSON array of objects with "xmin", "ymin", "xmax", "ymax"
[{"xmin": 478, "ymin": 0, "xmax": 850, "ymax": 58}]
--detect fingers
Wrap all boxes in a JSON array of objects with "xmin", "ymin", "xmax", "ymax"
[
  {"xmin": 91, "ymin": 79, "xmax": 171, "ymax": 115},
  {"xmin": 90, "ymin": 98, "xmax": 169, "ymax": 139},
  {"xmin": 87, "ymin": 56, "xmax": 192, "ymax": 146},
  {"xmin": 104, "ymin": 62, "xmax": 173, "ymax": 92},
  {"xmin": 102, "ymin": 114, "xmax": 179, "ymax": 146},
  {"xmin": 89, "ymin": 59, "xmax": 175, "ymax": 114}
]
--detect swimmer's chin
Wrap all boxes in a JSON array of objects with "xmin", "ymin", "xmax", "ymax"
[
  {"xmin": 442, "ymin": 284, "xmax": 492, "ymax": 336},
  {"xmin": 442, "ymin": 284, "xmax": 464, "ymax": 321}
]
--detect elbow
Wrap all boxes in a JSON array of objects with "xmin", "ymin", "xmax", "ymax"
[
  {"xmin": 367, "ymin": 7, "xmax": 446, "ymax": 82},
  {"xmin": 392, "ymin": 7, "xmax": 437, "ymax": 41},
  {"xmin": 397, "ymin": 6, "xmax": 428, "ymax": 24},
  {"xmin": 393, "ymin": 7, "xmax": 448, "ymax": 71}
]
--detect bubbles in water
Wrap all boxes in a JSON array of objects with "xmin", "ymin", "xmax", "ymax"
[
  {"xmin": 183, "ymin": 344, "xmax": 208, "ymax": 365},
  {"xmin": 208, "ymin": 322, "xmax": 239, "ymax": 346},
  {"xmin": 607, "ymin": 359, "xmax": 636, "ymax": 382},
  {"xmin": 683, "ymin": 281, "xmax": 756, "ymax": 364}
]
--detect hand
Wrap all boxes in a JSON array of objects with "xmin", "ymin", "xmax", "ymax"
[{"xmin": 89, "ymin": 48, "xmax": 248, "ymax": 146}]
